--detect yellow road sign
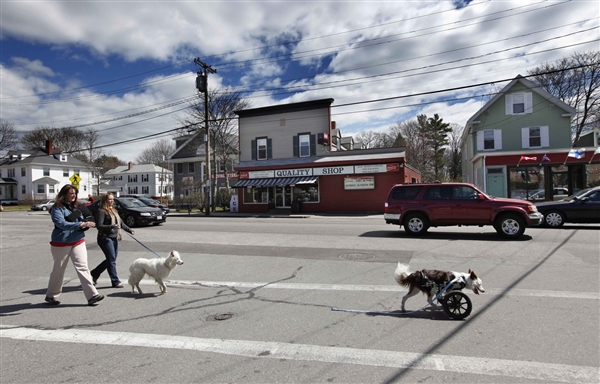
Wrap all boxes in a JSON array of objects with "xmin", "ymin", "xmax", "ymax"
[{"xmin": 69, "ymin": 174, "xmax": 81, "ymax": 185}]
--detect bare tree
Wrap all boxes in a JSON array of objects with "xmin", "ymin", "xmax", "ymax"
[
  {"xmin": 528, "ymin": 50, "xmax": 600, "ymax": 145},
  {"xmin": 391, "ymin": 117, "xmax": 435, "ymax": 182},
  {"xmin": 177, "ymin": 87, "xmax": 250, "ymax": 211},
  {"xmin": 20, "ymin": 126, "xmax": 87, "ymax": 153},
  {"xmin": 0, "ymin": 120, "xmax": 19, "ymax": 152},
  {"xmin": 135, "ymin": 138, "xmax": 175, "ymax": 166},
  {"xmin": 444, "ymin": 123, "xmax": 463, "ymax": 182}
]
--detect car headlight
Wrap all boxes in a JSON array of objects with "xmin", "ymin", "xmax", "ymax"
[
  {"xmin": 528, "ymin": 205, "xmax": 538, "ymax": 213},
  {"xmin": 140, "ymin": 212, "xmax": 151, "ymax": 217}
]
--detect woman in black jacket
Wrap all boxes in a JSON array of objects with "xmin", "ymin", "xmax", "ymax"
[{"xmin": 90, "ymin": 193, "xmax": 134, "ymax": 288}]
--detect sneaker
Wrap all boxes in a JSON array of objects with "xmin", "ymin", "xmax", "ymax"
[
  {"xmin": 112, "ymin": 283, "xmax": 124, "ymax": 288},
  {"xmin": 87, "ymin": 294, "xmax": 104, "ymax": 306},
  {"xmin": 45, "ymin": 297, "xmax": 60, "ymax": 305}
]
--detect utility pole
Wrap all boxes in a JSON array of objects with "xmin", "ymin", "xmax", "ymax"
[{"xmin": 194, "ymin": 58, "xmax": 216, "ymax": 216}]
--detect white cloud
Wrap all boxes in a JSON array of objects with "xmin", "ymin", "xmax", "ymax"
[{"xmin": 0, "ymin": 0, "xmax": 597, "ymax": 161}]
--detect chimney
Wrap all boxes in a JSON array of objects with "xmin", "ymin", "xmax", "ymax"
[
  {"xmin": 46, "ymin": 140, "xmax": 53, "ymax": 155},
  {"xmin": 128, "ymin": 161, "xmax": 133, "ymax": 170},
  {"xmin": 331, "ymin": 121, "xmax": 336, "ymax": 131}
]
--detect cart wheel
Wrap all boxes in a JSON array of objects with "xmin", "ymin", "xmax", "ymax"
[{"xmin": 441, "ymin": 291, "xmax": 472, "ymax": 320}]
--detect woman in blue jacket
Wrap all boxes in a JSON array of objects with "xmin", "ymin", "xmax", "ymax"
[{"xmin": 45, "ymin": 184, "xmax": 104, "ymax": 306}]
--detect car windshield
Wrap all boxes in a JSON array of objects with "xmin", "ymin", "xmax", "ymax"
[
  {"xmin": 119, "ymin": 198, "xmax": 148, "ymax": 208},
  {"xmin": 567, "ymin": 187, "xmax": 595, "ymax": 200}
]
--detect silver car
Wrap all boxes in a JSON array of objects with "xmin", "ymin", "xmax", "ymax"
[{"xmin": 31, "ymin": 199, "xmax": 55, "ymax": 211}]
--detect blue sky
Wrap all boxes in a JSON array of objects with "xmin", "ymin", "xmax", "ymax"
[{"xmin": 1, "ymin": 0, "xmax": 598, "ymax": 162}]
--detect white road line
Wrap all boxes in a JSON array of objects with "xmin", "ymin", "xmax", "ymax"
[
  {"xmin": 154, "ymin": 279, "xmax": 599, "ymax": 300},
  {"xmin": 0, "ymin": 325, "xmax": 596, "ymax": 383}
]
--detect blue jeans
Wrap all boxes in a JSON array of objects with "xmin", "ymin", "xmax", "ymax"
[{"xmin": 91, "ymin": 237, "xmax": 120, "ymax": 286}]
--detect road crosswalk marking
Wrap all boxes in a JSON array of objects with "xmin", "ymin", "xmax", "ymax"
[{"xmin": 1, "ymin": 325, "xmax": 596, "ymax": 383}]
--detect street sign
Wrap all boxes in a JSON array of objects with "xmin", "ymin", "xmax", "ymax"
[{"xmin": 69, "ymin": 173, "xmax": 81, "ymax": 186}]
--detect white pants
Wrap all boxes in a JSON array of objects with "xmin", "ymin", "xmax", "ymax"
[{"xmin": 46, "ymin": 242, "xmax": 99, "ymax": 301}]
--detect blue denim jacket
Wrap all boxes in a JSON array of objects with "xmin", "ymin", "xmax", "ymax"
[{"xmin": 50, "ymin": 205, "xmax": 87, "ymax": 245}]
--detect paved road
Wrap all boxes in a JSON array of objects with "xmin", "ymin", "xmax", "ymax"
[{"xmin": 1, "ymin": 212, "xmax": 598, "ymax": 383}]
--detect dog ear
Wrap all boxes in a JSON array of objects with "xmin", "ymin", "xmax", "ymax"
[{"xmin": 469, "ymin": 270, "xmax": 477, "ymax": 279}]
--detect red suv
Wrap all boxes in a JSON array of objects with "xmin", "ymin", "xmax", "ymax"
[{"xmin": 384, "ymin": 183, "xmax": 543, "ymax": 239}]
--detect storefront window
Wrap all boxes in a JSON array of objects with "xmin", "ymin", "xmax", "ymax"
[
  {"xmin": 293, "ymin": 183, "xmax": 319, "ymax": 202},
  {"xmin": 508, "ymin": 166, "xmax": 545, "ymax": 200},
  {"xmin": 243, "ymin": 187, "xmax": 269, "ymax": 204},
  {"xmin": 586, "ymin": 163, "xmax": 600, "ymax": 188}
]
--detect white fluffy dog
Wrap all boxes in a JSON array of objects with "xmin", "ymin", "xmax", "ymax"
[{"xmin": 128, "ymin": 250, "xmax": 184, "ymax": 294}]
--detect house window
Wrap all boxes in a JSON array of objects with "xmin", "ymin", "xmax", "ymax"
[
  {"xmin": 43, "ymin": 167, "xmax": 50, "ymax": 176},
  {"xmin": 484, "ymin": 131, "xmax": 494, "ymax": 150},
  {"xmin": 142, "ymin": 174, "xmax": 149, "ymax": 182},
  {"xmin": 128, "ymin": 175, "xmax": 138, "ymax": 182},
  {"xmin": 188, "ymin": 162, "xmax": 195, "ymax": 173},
  {"xmin": 8, "ymin": 169, "xmax": 15, "ymax": 177},
  {"xmin": 74, "ymin": 169, "xmax": 80, "ymax": 176},
  {"xmin": 63, "ymin": 168, "xmax": 69, "ymax": 177},
  {"xmin": 529, "ymin": 127, "xmax": 541, "ymax": 147},
  {"xmin": 506, "ymin": 92, "xmax": 533, "ymax": 115},
  {"xmin": 142, "ymin": 186, "xmax": 149, "ymax": 194},
  {"xmin": 21, "ymin": 168, "xmax": 26, "ymax": 177},
  {"xmin": 522, "ymin": 126, "xmax": 549, "ymax": 148},
  {"xmin": 513, "ymin": 93, "xmax": 525, "ymax": 114},
  {"xmin": 49, "ymin": 185, "xmax": 55, "ymax": 193},
  {"xmin": 257, "ymin": 138, "xmax": 267, "ymax": 160},
  {"xmin": 176, "ymin": 163, "xmax": 183, "ymax": 174},
  {"xmin": 21, "ymin": 185, "xmax": 26, "ymax": 194},
  {"xmin": 37, "ymin": 184, "xmax": 45, "ymax": 193},
  {"xmin": 477, "ymin": 130, "xmax": 502, "ymax": 151},
  {"xmin": 299, "ymin": 134, "xmax": 310, "ymax": 157}
]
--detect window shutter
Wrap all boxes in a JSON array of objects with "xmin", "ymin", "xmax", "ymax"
[
  {"xmin": 505, "ymin": 94, "xmax": 513, "ymax": 115},
  {"xmin": 525, "ymin": 92, "xmax": 533, "ymax": 114},
  {"xmin": 541, "ymin": 126, "xmax": 549, "ymax": 147},
  {"xmin": 521, "ymin": 128, "xmax": 529, "ymax": 148},
  {"xmin": 310, "ymin": 134, "xmax": 316, "ymax": 156},
  {"xmin": 292, "ymin": 136, "xmax": 299, "ymax": 157},
  {"xmin": 267, "ymin": 138, "xmax": 272, "ymax": 159},
  {"xmin": 494, "ymin": 129, "xmax": 502, "ymax": 150},
  {"xmin": 251, "ymin": 139, "xmax": 256, "ymax": 160},
  {"xmin": 476, "ymin": 131, "xmax": 484, "ymax": 150}
]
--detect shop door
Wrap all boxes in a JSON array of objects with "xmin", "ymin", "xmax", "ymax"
[
  {"xmin": 275, "ymin": 186, "xmax": 292, "ymax": 208},
  {"xmin": 486, "ymin": 172, "xmax": 505, "ymax": 198}
]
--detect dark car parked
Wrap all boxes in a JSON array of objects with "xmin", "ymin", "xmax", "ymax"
[
  {"xmin": 136, "ymin": 197, "xmax": 170, "ymax": 215},
  {"xmin": 535, "ymin": 186, "xmax": 600, "ymax": 227},
  {"xmin": 89, "ymin": 197, "xmax": 166, "ymax": 227}
]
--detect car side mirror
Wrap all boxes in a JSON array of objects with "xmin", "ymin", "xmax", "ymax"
[
  {"xmin": 579, "ymin": 197, "xmax": 589, "ymax": 202},
  {"xmin": 477, "ymin": 193, "xmax": 485, "ymax": 200}
]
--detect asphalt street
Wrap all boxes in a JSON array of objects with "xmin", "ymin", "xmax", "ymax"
[{"xmin": 0, "ymin": 211, "xmax": 598, "ymax": 383}]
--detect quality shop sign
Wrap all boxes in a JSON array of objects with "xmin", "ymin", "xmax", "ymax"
[{"xmin": 275, "ymin": 168, "xmax": 312, "ymax": 177}]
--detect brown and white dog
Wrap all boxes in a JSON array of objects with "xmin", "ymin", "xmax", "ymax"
[{"xmin": 394, "ymin": 262, "xmax": 485, "ymax": 311}]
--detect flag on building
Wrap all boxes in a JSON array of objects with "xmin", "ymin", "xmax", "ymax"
[
  {"xmin": 567, "ymin": 148, "xmax": 585, "ymax": 159},
  {"xmin": 520, "ymin": 156, "xmax": 537, "ymax": 161},
  {"xmin": 541, "ymin": 154, "xmax": 550, "ymax": 163}
]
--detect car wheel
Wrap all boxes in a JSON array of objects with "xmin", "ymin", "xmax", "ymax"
[
  {"xmin": 125, "ymin": 215, "xmax": 137, "ymax": 227},
  {"xmin": 494, "ymin": 214, "xmax": 525, "ymax": 239},
  {"xmin": 544, "ymin": 210, "xmax": 565, "ymax": 228},
  {"xmin": 403, "ymin": 213, "xmax": 429, "ymax": 236},
  {"xmin": 42, "ymin": 206, "xmax": 48, "ymax": 211}
]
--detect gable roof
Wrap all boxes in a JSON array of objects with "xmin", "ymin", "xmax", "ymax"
[
  {"xmin": 0, "ymin": 148, "xmax": 88, "ymax": 168},
  {"xmin": 105, "ymin": 164, "xmax": 169, "ymax": 175},
  {"xmin": 466, "ymin": 75, "xmax": 576, "ymax": 126}
]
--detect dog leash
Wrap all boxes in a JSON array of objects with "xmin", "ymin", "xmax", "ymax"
[
  {"xmin": 331, "ymin": 277, "xmax": 461, "ymax": 315},
  {"xmin": 126, "ymin": 232, "xmax": 162, "ymax": 258}
]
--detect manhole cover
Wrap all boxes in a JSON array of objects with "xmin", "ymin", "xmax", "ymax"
[
  {"xmin": 339, "ymin": 253, "xmax": 376, "ymax": 261},
  {"xmin": 212, "ymin": 313, "xmax": 233, "ymax": 321}
]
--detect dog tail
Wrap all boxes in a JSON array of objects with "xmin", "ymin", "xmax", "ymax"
[{"xmin": 394, "ymin": 262, "xmax": 411, "ymax": 286}]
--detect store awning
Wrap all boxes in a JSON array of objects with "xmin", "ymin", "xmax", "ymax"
[{"xmin": 233, "ymin": 176, "xmax": 319, "ymax": 188}]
